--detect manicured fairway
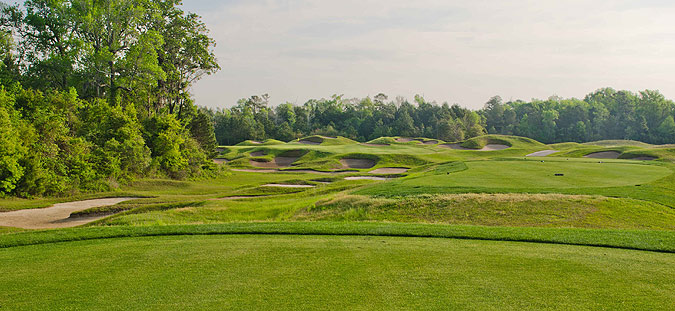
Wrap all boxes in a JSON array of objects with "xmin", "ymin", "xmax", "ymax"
[
  {"xmin": 0, "ymin": 234, "xmax": 673, "ymax": 310},
  {"xmin": 393, "ymin": 159, "xmax": 670, "ymax": 189}
]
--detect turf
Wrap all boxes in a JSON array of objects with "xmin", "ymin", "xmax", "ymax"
[{"xmin": 0, "ymin": 234, "xmax": 673, "ymax": 310}]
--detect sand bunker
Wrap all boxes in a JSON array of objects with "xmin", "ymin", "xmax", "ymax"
[
  {"xmin": 344, "ymin": 176, "xmax": 390, "ymax": 181},
  {"xmin": 526, "ymin": 150, "xmax": 559, "ymax": 157},
  {"xmin": 262, "ymin": 184, "xmax": 316, "ymax": 188},
  {"xmin": 340, "ymin": 158, "xmax": 376, "ymax": 169},
  {"xmin": 422, "ymin": 140, "xmax": 438, "ymax": 145},
  {"xmin": 250, "ymin": 141, "xmax": 262, "ymax": 144},
  {"xmin": 631, "ymin": 156, "xmax": 657, "ymax": 161},
  {"xmin": 0, "ymin": 197, "xmax": 137, "ymax": 229},
  {"xmin": 250, "ymin": 151, "xmax": 266, "ymax": 157},
  {"xmin": 298, "ymin": 139, "xmax": 321, "ymax": 145},
  {"xmin": 441, "ymin": 143, "xmax": 510, "ymax": 151},
  {"xmin": 396, "ymin": 137, "xmax": 414, "ymax": 143},
  {"xmin": 212, "ymin": 159, "xmax": 229, "ymax": 164},
  {"xmin": 250, "ymin": 156, "xmax": 299, "ymax": 168},
  {"xmin": 369, "ymin": 168, "xmax": 409, "ymax": 174},
  {"xmin": 584, "ymin": 151, "xmax": 621, "ymax": 159}
]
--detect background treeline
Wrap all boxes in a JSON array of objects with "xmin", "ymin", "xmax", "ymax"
[
  {"xmin": 210, "ymin": 94, "xmax": 486, "ymax": 145},
  {"xmin": 0, "ymin": 0, "xmax": 219, "ymax": 197},
  {"xmin": 482, "ymin": 88, "xmax": 675, "ymax": 144},
  {"xmin": 209, "ymin": 88, "xmax": 675, "ymax": 146}
]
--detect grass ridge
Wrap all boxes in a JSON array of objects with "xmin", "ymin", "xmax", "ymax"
[{"xmin": 1, "ymin": 222, "xmax": 673, "ymax": 253}]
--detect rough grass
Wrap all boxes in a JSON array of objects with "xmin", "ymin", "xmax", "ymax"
[{"xmin": 297, "ymin": 194, "xmax": 675, "ymax": 230}]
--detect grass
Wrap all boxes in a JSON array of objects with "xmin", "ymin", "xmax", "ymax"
[
  {"xmin": 299, "ymin": 194, "xmax": 675, "ymax": 230},
  {"xmin": 0, "ymin": 233, "xmax": 673, "ymax": 310}
]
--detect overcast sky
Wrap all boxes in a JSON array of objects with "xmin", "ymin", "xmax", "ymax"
[{"xmin": 9, "ymin": 0, "xmax": 675, "ymax": 109}]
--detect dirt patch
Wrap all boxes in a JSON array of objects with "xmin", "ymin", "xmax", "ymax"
[
  {"xmin": 441, "ymin": 143, "xmax": 510, "ymax": 151},
  {"xmin": 212, "ymin": 159, "xmax": 229, "ymax": 164},
  {"xmin": 250, "ymin": 151, "xmax": 266, "ymax": 157},
  {"xmin": 0, "ymin": 197, "xmax": 138, "ymax": 229},
  {"xmin": 369, "ymin": 168, "xmax": 409, "ymax": 174},
  {"xmin": 263, "ymin": 184, "xmax": 316, "ymax": 188},
  {"xmin": 340, "ymin": 158, "xmax": 376, "ymax": 169},
  {"xmin": 584, "ymin": 151, "xmax": 621, "ymax": 159},
  {"xmin": 396, "ymin": 137, "xmax": 414, "ymax": 143},
  {"xmin": 344, "ymin": 176, "xmax": 391, "ymax": 181},
  {"xmin": 526, "ymin": 150, "xmax": 559, "ymax": 157}
]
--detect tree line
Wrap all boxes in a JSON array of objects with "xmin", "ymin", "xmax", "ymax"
[
  {"xmin": 482, "ymin": 88, "xmax": 675, "ymax": 144},
  {"xmin": 0, "ymin": 0, "xmax": 218, "ymax": 197},
  {"xmin": 209, "ymin": 94, "xmax": 486, "ymax": 145}
]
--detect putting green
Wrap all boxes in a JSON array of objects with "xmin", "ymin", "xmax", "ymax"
[
  {"xmin": 407, "ymin": 159, "xmax": 671, "ymax": 189},
  {"xmin": 0, "ymin": 235, "xmax": 672, "ymax": 310}
]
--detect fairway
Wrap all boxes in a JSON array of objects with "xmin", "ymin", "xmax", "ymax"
[
  {"xmin": 403, "ymin": 159, "xmax": 670, "ymax": 189},
  {"xmin": 0, "ymin": 234, "xmax": 672, "ymax": 310}
]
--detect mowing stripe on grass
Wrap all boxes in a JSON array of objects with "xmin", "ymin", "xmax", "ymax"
[{"xmin": 0, "ymin": 222, "xmax": 673, "ymax": 253}]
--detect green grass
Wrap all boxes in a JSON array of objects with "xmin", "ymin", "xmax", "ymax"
[
  {"xmin": 0, "ymin": 233, "xmax": 673, "ymax": 310},
  {"xmin": 299, "ymin": 194, "xmax": 675, "ymax": 230}
]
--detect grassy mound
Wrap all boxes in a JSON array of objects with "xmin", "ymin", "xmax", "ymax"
[{"xmin": 583, "ymin": 140, "xmax": 653, "ymax": 147}]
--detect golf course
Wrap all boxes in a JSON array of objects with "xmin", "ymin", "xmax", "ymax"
[{"xmin": 1, "ymin": 134, "xmax": 674, "ymax": 310}]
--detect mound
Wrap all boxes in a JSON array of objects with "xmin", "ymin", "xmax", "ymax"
[
  {"xmin": 298, "ymin": 139, "xmax": 322, "ymax": 145},
  {"xmin": 584, "ymin": 140, "xmax": 652, "ymax": 147},
  {"xmin": 369, "ymin": 168, "xmax": 409, "ymax": 174},
  {"xmin": 360, "ymin": 143, "xmax": 389, "ymax": 147},
  {"xmin": 584, "ymin": 151, "xmax": 621, "ymax": 159},
  {"xmin": 340, "ymin": 158, "xmax": 376, "ymax": 169}
]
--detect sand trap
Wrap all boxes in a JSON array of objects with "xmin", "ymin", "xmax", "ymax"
[
  {"xmin": 441, "ymin": 143, "xmax": 510, "ymax": 151},
  {"xmin": 250, "ymin": 141, "xmax": 262, "ymax": 144},
  {"xmin": 344, "ymin": 176, "xmax": 391, "ymax": 181},
  {"xmin": 263, "ymin": 184, "xmax": 316, "ymax": 188},
  {"xmin": 0, "ymin": 197, "xmax": 137, "ymax": 229},
  {"xmin": 422, "ymin": 140, "xmax": 438, "ymax": 145},
  {"xmin": 213, "ymin": 159, "xmax": 229, "ymax": 164},
  {"xmin": 250, "ymin": 156, "xmax": 300, "ymax": 168},
  {"xmin": 250, "ymin": 151, "xmax": 266, "ymax": 157},
  {"xmin": 526, "ymin": 150, "xmax": 559, "ymax": 157},
  {"xmin": 584, "ymin": 151, "xmax": 620, "ymax": 159},
  {"xmin": 631, "ymin": 156, "xmax": 657, "ymax": 161},
  {"xmin": 340, "ymin": 158, "xmax": 376, "ymax": 169},
  {"xmin": 396, "ymin": 138, "xmax": 413, "ymax": 143},
  {"xmin": 298, "ymin": 140, "xmax": 321, "ymax": 145},
  {"xmin": 369, "ymin": 168, "xmax": 409, "ymax": 174}
]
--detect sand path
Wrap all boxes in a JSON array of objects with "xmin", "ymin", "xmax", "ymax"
[{"xmin": 0, "ymin": 197, "xmax": 137, "ymax": 229}]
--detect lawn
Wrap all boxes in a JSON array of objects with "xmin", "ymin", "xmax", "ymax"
[{"xmin": 0, "ymin": 233, "xmax": 673, "ymax": 310}]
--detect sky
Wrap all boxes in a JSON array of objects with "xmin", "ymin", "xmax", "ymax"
[{"xmin": 9, "ymin": 0, "xmax": 675, "ymax": 109}]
